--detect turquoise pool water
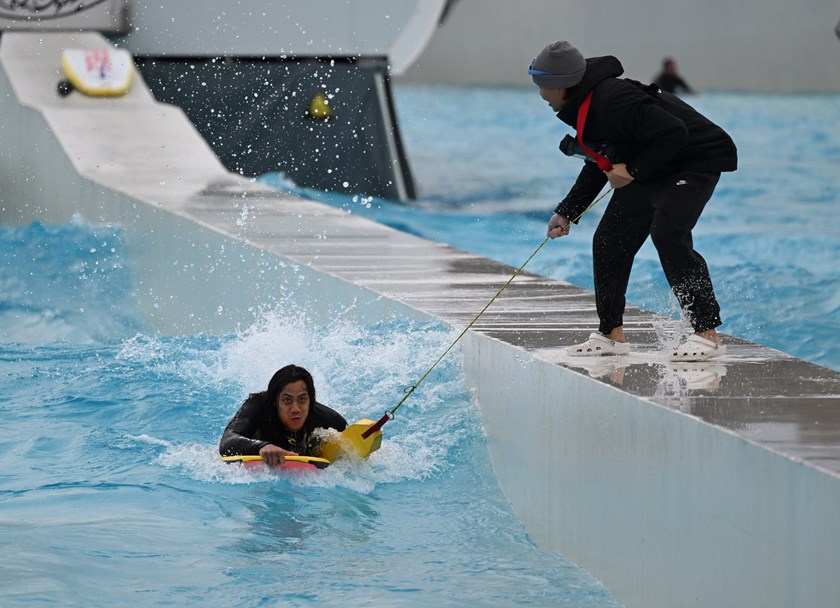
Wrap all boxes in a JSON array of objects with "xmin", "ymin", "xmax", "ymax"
[
  {"xmin": 3, "ymin": 85, "xmax": 839, "ymax": 607},
  {"xmin": 0, "ymin": 220, "xmax": 619, "ymax": 606}
]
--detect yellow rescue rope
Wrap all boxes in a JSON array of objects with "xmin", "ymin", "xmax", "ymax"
[{"xmin": 362, "ymin": 186, "xmax": 615, "ymax": 438}]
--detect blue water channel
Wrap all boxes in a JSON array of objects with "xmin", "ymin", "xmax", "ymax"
[{"xmin": 2, "ymin": 85, "xmax": 839, "ymax": 606}]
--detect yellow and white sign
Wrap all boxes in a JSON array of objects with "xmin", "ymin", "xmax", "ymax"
[{"xmin": 61, "ymin": 47, "xmax": 134, "ymax": 97}]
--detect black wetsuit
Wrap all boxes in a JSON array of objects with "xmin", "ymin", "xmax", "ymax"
[
  {"xmin": 653, "ymin": 72, "xmax": 694, "ymax": 95},
  {"xmin": 554, "ymin": 56, "xmax": 737, "ymax": 334},
  {"xmin": 219, "ymin": 396, "xmax": 347, "ymax": 457}
]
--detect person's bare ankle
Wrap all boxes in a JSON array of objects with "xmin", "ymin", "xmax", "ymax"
[
  {"xmin": 604, "ymin": 327, "xmax": 626, "ymax": 343},
  {"xmin": 696, "ymin": 329, "xmax": 721, "ymax": 345}
]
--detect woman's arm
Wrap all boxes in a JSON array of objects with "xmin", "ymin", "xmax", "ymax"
[{"xmin": 219, "ymin": 399, "xmax": 269, "ymax": 456}]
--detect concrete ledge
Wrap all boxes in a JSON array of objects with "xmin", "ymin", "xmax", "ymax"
[
  {"xmin": 3, "ymin": 31, "xmax": 840, "ymax": 608},
  {"xmin": 464, "ymin": 333, "xmax": 840, "ymax": 607}
]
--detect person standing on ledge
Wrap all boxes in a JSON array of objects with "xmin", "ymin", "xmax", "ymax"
[
  {"xmin": 529, "ymin": 41, "xmax": 737, "ymax": 361},
  {"xmin": 653, "ymin": 57, "xmax": 696, "ymax": 95}
]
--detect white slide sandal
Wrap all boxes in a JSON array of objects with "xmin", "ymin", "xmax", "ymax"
[
  {"xmin": 669, "ymin": 335, "xmax": 726, "ymax": 362},
  {"xmin": 567, "ymin": 332, "xmax": 631, "ymax": 357}
]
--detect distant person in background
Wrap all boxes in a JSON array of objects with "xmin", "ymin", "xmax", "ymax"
[
  {"xmin": 653, "ymin": 57, "xmax": 695, "ymax": 95},
  {"xmin": 219, "ymin": 364, "xmax": 347, "ymax": 465},
  {"xmin": 528, "ymin": 41, "xmax": 737, "ymax": 361}
]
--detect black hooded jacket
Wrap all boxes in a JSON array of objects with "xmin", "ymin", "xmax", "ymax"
[
  {"xmin": 219, "ymin": 396, "xmax": 347, "ymax": 457},
  {"xmin": 555, "ymin": 56, "xmax": 737, "ymax": 222}
]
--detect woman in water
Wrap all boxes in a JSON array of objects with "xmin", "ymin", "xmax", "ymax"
[{"xmin": 219, "ymin": 364, "xmax": 347, "ymax": 466}]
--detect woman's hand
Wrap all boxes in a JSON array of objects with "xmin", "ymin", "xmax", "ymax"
[
  {"xmin": 259, "ymin": 444, "xmax": 297, "ymax": 467},
  {"xmin": 547, "ymin": 213, "xmax": 571, "ymax": 239},
  {"xmin": 605, "ymin": 163, "xmax": 634, "ymax": 188}
]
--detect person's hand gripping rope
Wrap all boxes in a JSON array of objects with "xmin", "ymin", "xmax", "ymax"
[{"xmin": 547, "ymin": 213, "xmax": 571, "ymax": 239}]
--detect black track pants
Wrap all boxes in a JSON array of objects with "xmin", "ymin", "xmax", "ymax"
[{"xmin": 592, "ymin": 171, "xmax": 722, "ymax": 335}]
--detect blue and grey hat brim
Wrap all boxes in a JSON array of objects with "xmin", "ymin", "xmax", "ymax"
[{"xmin": 530, "ymin": 70, "xmax": 585, "ymax": 89}]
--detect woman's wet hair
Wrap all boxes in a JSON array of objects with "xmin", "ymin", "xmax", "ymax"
[{"xmin": 264, "ymin": 364, "xmax": 316, "ymax": 407}]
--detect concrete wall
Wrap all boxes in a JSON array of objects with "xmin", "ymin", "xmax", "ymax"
[
  {"xmin": 464, "ymin": 333, "xmax": 840, "ymax": 608},
  {"xmin": 111, "ymin": 0, "xmax": 446, "ymax": 75},
  {"xmin": 400, "ymin": 0, "xmax": 840, "ymax": 93},
  {"xmin": 0, "ymin": 1, "xmax": 447, "ymax": 76}
]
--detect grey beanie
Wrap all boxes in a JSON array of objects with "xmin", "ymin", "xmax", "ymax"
[{"xmin": 529, "ymin": 41, "xmax": 586, "ymax": 89}]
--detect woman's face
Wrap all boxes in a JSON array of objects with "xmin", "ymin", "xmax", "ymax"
[
  {"xmin": 276, "ymin": 379, "xmax": 310, "ymax": 432},
  {"xmin": 539, "ymin": 87, "xmax": 567, "ymax": 112}
]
